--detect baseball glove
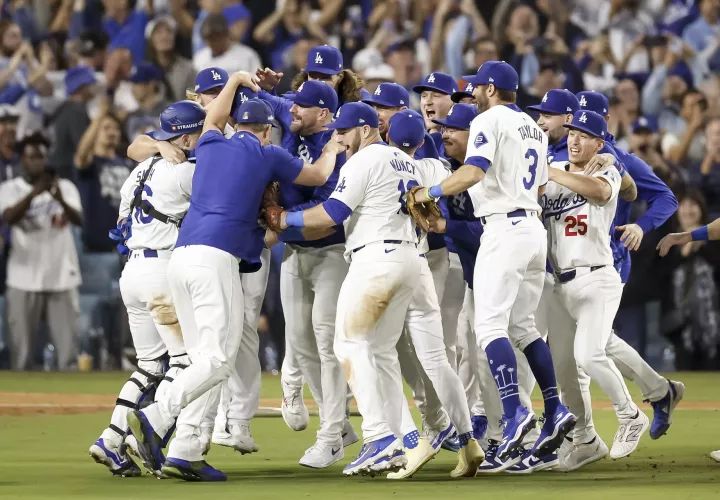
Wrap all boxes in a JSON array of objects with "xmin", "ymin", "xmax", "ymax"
[
  {"xmin": 260, "ymin": 182, "xmax": 284, "ymax": 232},
  {"xmin": 406, "ymin": 186, "xmax": 442, "ymax": 232}
]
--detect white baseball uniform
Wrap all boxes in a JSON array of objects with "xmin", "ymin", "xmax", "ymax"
[
  {"xmin": 465, "ymin": 104, "xmax": 548, "ymax": 353},
  {"xmin": 330, "ymin": 144, "xmax": 421, "ymax": 443},
  {"xmin": 98, "ymin": 156, "xmax": 193, "ymax": 447},
  {"xmin": 542, "ymin": 162, "xmax": 637, "ymax": 442}
]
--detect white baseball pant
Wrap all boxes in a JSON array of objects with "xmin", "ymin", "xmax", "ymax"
[
  {"xmin": 473, "ymin": 216, "xmax": 546, "ymax": 352},
  {"xmin": 333, "ymin": 242, "xmax": 420, "ymax": 442},
  {"xmin": 440, "ymin": 251, "xmax": 465, "ymax": 370},
  {"xmin": 101, "ymin": 252, "xmax": 189, "ymax": 444},
  {"xmin": 457, "ymin": 285, "xmax": 538, "ymax": 444},
  {"xmin": 144, "ymin": 245, "xmax": 245, "ymax": 461},
  {"xmin": 280, "ymin": 243, "xmax": 349, "ymax": 445},
  {"xmin": 205, "ymin": 248, "xmax": 271, "ymax": 437},
  {"xmin": 550, "ymin": 266, "xmax": 636, "ymax": 442},
  {"xmin": 398, "ymin": 255, "xmax": 472, "ymax": 436}
]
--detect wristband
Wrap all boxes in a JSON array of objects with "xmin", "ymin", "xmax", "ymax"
[
  {"xmin": 429, "ymin": 184, "xmax": 444, "ymax": 199},
  {"xmin": 285, "ymin": 211, "xmax": 305, "ymax": 228},
  {"xmin": 691, "ymin": 226, "xmax": 709, "ymax": 241}
]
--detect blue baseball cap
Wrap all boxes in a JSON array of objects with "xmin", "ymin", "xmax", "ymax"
[
  {"xmin": 233, "ymin": 99, "xmax": 278, "ymax": 127},
  {"xmin": 631, "ymin": 116, "xmax": 659, "ymax": 134},
  {"xmin": 325, "ymin": 102, "xmax": 379, "ymax": 130},
  {"xmin": 462, "ymin": 61, "xmax": 518, "ymax": 91},
  {"xmin": 359, "ymin": 88, "xmax": 372, "ymax": 101},
  {"xmin": 576, "ymin": 90, "xmax": 609, "ymax": 116},
  {"xmin": 451, "ymin": 82, "xmax": 475, "ymax": 103},
  {"xmin": 413, "ymin": 72, "xmax": 458, "ymax": 95},
  {"xmin": 150, "ymin": 100, "xmax": 206, "ymax": 141},
  {"xmin": 387, "ymin": 110, "xmax": 425, "ymax": 149},
  {"xmin": 194, "ymin": 67, "xmax": 228, "ymax": 94},
  {"xmin": 286, "ymin": 80, "xmax": 338, "ymax": 113},
  {"xmin": 303, "ymin": 45, "xmax": 343, "ymax": 76},
  {"xmin": 564, "ymin": 110, "xmax": 607, "ymax": 139},
  {"xmin": 65, "ymin": 66, "xmax": 97, "ymax": 96},
  {"xmin": 527, "ymin": 89, "xmax": 579, "ymax": 115},
  {"xmin": 229, "ymin": 86, "xmax": 260, "ymax": 121},
  {"xmin": 129, "ymin": 62, "xmax": 163, "ymax": 84},
  {"xmin": 431, "ymin": 103, "xmax": 478, "ymax": 130},
  {"xmin": 362, "ymin": 82, "xmax": 410, "ymax": 108}
]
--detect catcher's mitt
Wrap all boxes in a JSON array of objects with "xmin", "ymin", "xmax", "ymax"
[
  {"xmin": 260, "ymin": 182, "xmax": 284, "ymax": 232},
  {"xmin": 406, "ymin": 186, "xmax": 441, "ymax": 232}
]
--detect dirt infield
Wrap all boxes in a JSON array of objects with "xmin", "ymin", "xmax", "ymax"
[{"xmin": 1, "ymin": 392, "xmax": 719, "ymax": 417}]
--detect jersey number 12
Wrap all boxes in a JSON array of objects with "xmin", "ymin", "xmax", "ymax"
[{"xmin": 397, "ymin": 179, "xmax": 420, "ymax": 214}]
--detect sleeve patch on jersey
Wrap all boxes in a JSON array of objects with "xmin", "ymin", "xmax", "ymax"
[{"xmin": 473, "ymin": 132, "xmax": 488, "ymax": 148}]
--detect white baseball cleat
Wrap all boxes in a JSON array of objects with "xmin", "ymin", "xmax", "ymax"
[
  {"xmin": 342, "ymin": 419, "xmax": 359, "ymax": 448},
  {"xmin": 299, "ymin": 441, "xmax": 344, "ymax": 469},
  {"xmin": 610, "ymin": 410, "xmax": 649, "ymax": 460},
  {"xmin": 212, "ymin": 424, "xmax": 259, "ymax": 454},
  {"xmin": 556, "ymin": 436, "xmax": 573, "ymax": 464},
  {"xmin": 281, "ymin": 380, "xmax": 309, "ymax": 431},
  {"xmin": 386, "ymin": 438, "xmax": 436, "ymax": 480},
  {"xmin": 710, "ymin": 450, "xmax": 720, "ymax": 462},
  {"xmin": 557, "ymin": 436, "xmax": 608, "ymax": 472}
]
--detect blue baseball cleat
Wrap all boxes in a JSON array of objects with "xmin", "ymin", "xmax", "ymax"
[
  {"xmin": 89, "ymin": 438, "xmax": 142, "ymax": 477},
  {"xmin": 343, "ymin": 435, "xmax": 403, "ymax": 476},
  {"xmin": 161, "ymin": 458, "xmax": 227, "ymax": 482},
  {"xmin": 472, "ymin": 415, "xmax": 488, "ymax": 441},
  {"xmin": 441, "ymin": 433, "xmax": 461, "ymax": 453},
  {"xmin": 477, "ymin": 439, "xmax": 521, "ymax": 473},
  {"xmin": 126, "ymin": 410, "xmax": 165, "ymax": 475},
  {"xmin": 506, "ymin": 449, "xmax": 558, "ymax": 474},
  {"xmin": 648, "ymin": 380, "xmax": 685, "ymax": 440},
  {"xmin": 497, "ymin": 405, "xmax": 537, "ymax": 460},
  {"xmin": 531, "ymin": 404, "xmax": 576, "ymax": 458}
]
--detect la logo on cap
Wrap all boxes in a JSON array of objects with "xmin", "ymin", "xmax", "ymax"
[
  {"xmin": 211, "ymin": 70, "xmax": 222, "ymax": 81},
  {"xmin": 579, "ymin": 112, "xmax": 587, "ymax": 123},
  {"xmin": 374, "ymin": 86, "xmax": 381, "ymax": 95},
  {"xmin": 194, "ymin": 84, "xmax": 199, "ymax": 91},
  {"xmin": 448, "ymin": 106, "xmax": 454, "ymax": 115},
  {"xmin": 240, "ymin": 93, "xmax": 248, "ymax": 103},
  {"xmin": 315, "ymin": 52, "xmax": 323, "ymax": 64},
  {"xmin": 465, "ymin": 83, "xmax": 472, "ymax": 92},
  {"xmin": 336, "ymin": 108, "xmax": 341, "ymax": 117},
  {"xmin": 542, "ymin": 93, "xmax": 548, "ymax": 102},
  {"xmin": 298, "ymin": 83, "xmax": 305, "ymax": 92},
  {"xmin": 428, "ymin": 74, "xmax": 435, "ymax": 83},
  {"xmin": 579, "ymin": 95, "xmax": 587, "ymax": 107}
]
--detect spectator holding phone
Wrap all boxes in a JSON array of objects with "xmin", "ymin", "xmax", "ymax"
[{"xmin": 0, "ymin": 133, "xmax": 83, "ymax": 371}]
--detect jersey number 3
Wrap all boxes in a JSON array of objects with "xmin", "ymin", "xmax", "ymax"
[
  {"xmin": 523, "ymin": 149, "xmax": 538, "ymax": 190},
  {"xmin": 397, "ymin": 179, "xmax": 420, "ymax": 214},
  {"xmin": 565, "ymin": 214, "xmax": 588, "ymax": 236}
]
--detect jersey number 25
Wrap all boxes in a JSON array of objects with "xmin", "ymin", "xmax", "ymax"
[{"xmin": 565, "ymin": 214, "xmax": 588, "ymax": 236}]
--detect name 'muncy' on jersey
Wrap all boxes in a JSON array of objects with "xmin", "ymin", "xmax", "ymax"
[
  {"xmin": 541, "ymin": 161, "xmax": 622, "ymax": 274},
  {"xmin": 119, "ymin": 156, "xmax": 195, "ymax": 251},
  {"xmin": 464, "ymin": 104, "xmax": 548, "ymax": 217},
  {"xmin": 329, "ymin": 143, "xmax": 421, "ymax": 259}
]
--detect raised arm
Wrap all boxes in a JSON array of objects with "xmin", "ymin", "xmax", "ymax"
[
  {"xmin": 548, "ymin": 167, "xmax": 613, "ymax": 204},
  {"xmin": 202, "ymin": 71, "xmax": 259, "ymax": 135}
]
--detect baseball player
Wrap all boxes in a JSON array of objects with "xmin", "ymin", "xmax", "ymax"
[
  {"xmin": 88, "ymin": 101, "xmax": 204, "ymax": 477},
  {"xmin": 127, "ymin": 73, "xmax": 344, "ymax": 481},
  {"xmin": 259, "ymin": 80, "xmax": 359, "ymax": 468},
  {"xmin": 275, "ymin": 102, "xmax": 436, "ymax": 479},
  {"xmin": 451, "ymin": 82, "xmax": 476, "ymax": 105},
  {"xmin": 542, "ymin": 110, "xmax": 650, "ymax": 465},
  {"xmin": 575, "ymin": 90, "xmax": 684, "ymax": 442},
  {"xmin": 362, "ymin": 82, "xmax": 458, "ymax": 451},
  {"xmin": 384, "ymin": 110, "xmax": 484, "ymax": 478},
  {"xmin": 125, "ymin": 67, "xmax": 270, "ymax": 455},
  {"xmin": 412, "ymin": 62, "xmax": 575, "ymax": 466},
  {"xmin": 428, "ymin": 102, "xmax": 550, "ymax": 474}
]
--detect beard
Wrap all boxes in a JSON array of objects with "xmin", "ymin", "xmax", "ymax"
[
  {"xmin": 475, "ymin": 94, "xmax": 489, "ymax": 113},
  {"xmin": 345, "ymin": 133, "xmax": 362, "ymax": 158}
]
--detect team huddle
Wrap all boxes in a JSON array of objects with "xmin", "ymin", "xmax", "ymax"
[{"xmin": 87, "ymin": 46, "xmax": 691, "ymax": 482}]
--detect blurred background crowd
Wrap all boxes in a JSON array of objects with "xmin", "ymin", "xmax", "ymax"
[{"xmin": 0, "ymin": 0, "xmax": 719, "ymax": 373}]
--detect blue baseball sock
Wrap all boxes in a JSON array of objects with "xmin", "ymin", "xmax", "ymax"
[
  {"xmin": 523, "ymin": 338, "xmax": 560, "ymax": 415},
  {"xmin": 458, "ymin": 432, "xmax": 473, "ymax": 447},
  {"xmin": 485, "ymin": 338, "xmax": 521, "ymax": 418},
  {"xmin": 403, "ymin": 430, "xmax": 420, "ymax": 449}
]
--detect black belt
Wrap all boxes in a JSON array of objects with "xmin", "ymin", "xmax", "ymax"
[
  {"xmin": 480, "ymin": 208, "xmax": 528, "ymax": 225},
  {"xmin": 130, "ymin": 249, "xmax": 159, "ymax": 258},
  {"xmin": 351, "ymin": 240, "xmax": 414, "ymax": 254},
  {"xmin": 557, "ymin": 265, "xmax": 605, "ymax": 284}
]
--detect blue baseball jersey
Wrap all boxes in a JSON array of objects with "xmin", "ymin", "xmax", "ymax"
[
  {"xmin": 605, "ymin": 134, "xmax": 678, "ymax": 283},
  {"xmin": 281, "ymin": 130, "xmax": 347, "ymax": 248},
  {"xmin": 442, "ymin": 158, "xmax": 483, "ymax": 288},
  {"xmin": 177, "ymin": 130, "xmax": 303, "ymax": 264}
]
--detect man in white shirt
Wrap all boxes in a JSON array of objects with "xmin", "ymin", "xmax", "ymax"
[
  {"xmin": 0, "ymin": 133, "xmax": 83, "ymax": 370},
  {"xmin": 192, "ymin": 13, "xmax": 261, "ymax": 75}
]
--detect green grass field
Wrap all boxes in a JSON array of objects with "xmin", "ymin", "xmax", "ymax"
[{"xmin": 0, "ymin": 371, "xmax": 718, "ymax": 499}]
